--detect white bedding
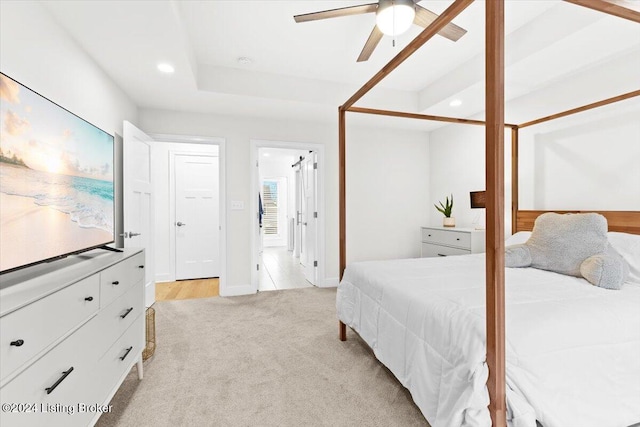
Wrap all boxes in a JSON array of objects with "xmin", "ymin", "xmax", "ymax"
[{"xmin": 336, "ymin": 254, "xmax": 640, "ymax": 427}]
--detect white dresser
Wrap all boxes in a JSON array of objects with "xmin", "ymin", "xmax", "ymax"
[
  {"xmin": 0, "ymin": 248, "xmax": 145, "ymax": 427},
  {"xmin": 420, "ymin": 226, "xmax": 486, "ymax": 257}
]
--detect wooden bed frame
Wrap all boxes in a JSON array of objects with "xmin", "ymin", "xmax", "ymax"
[{"xmin": 337, "ymin": 1, "xmax": 640, "ymax": 425}]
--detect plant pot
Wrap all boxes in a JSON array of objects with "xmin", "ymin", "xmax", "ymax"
[{"xmin": 443, "ymin": 217, "xmax": 455, "ymax": 228}]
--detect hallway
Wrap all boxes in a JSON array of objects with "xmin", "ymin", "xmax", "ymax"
[{"xmin": 259, "ymin": 246, "xmax": 313, "ymax": 291}]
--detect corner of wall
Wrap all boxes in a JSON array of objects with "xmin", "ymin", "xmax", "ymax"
[
  {"xmin": 220, "ymin": 284, "xmax": 255, "ymax": 297},
  {"xmin": 322, "ymin": 277, "xmax": 339, "ymax": 288}
]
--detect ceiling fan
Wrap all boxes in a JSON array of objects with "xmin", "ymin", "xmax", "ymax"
[{"xmin": 294, "ymin": 0, "xmax": 467, "ymax": 62}]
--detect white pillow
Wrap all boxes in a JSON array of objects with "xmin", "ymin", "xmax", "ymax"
[
  {"xmin": 607, "ymin": 232, "xmax": 640, "ymax": 285},
  {"xmin": 505, "ymin": 231, "xmax": 532, "ymax": 246}
]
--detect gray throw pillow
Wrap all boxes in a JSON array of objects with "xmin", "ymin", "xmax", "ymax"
[
  {"xmin": 581, "ymin": 252, "xmax": 629, "ymax": 290},
  {"xmin": 526, "ymin": 212, "xmax": 608, "ymax": 276},
  {"xmin": 505, "ymin": 212, "xmax": 629, "ymax": 290}
]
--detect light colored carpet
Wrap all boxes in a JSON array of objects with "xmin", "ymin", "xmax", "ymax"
[{"xmin": 96, "ymin": 287, "xmax": 429, "ymax": 427}]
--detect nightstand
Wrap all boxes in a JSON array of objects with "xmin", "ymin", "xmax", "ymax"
[{"xmin": 420, "ymin": 226, "xmax": 486, "ymax": 257}]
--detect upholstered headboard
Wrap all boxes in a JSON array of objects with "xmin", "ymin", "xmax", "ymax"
[{"xmin": 515, "ymin": 210, "xmax": 640, "ymax": 235}]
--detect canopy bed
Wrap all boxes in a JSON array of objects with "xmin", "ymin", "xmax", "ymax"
[{"xmin": 335, "ymin": 1, "xmax": 640, "ymax": 426}]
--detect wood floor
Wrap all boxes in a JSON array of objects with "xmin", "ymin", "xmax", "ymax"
[{"xmin": 156, "ymin": 278, "xmax": 219, "ymax": 301}]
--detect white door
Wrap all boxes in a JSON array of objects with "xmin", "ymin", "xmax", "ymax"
[
  {"xmin": 123, "ymin": 121, "xmax": 155, "ymax": 307},
  {"xmin": 175, "ymin": 154, "xmax": 220, "ymax": 280},
  {"xmin": 301, "ymin": 153, "xmax": 317, "ymax": 284},
  {"xmin": 294, "ymin": 168, "xmax": 302, "ymax": 259}
]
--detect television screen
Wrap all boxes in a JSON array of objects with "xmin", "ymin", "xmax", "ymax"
[{"xmin": 0, "ymin": 72, "xmax": 115, "ymax": 273}]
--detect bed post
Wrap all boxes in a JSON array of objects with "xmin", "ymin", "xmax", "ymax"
[
  {"xmin": 511, "ymin": 126, "xmax": 519, "ymax": 235},
  {"xmin": 339, "ymin": 106, "xmax": 347, "ymax": 341},
  {"xmin": 339, "ymin": 107, "xmax": 346, "ymax": 280},
  {"xmin": 486, "ymin": 0, "xmax": 507, "ymax": 426}
]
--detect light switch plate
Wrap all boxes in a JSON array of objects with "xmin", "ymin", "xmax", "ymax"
[{"xmin": 231, "ymin": 200, "xmax": 244, "ymax": 210}]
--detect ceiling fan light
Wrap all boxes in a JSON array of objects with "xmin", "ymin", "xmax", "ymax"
[{"xmin": 376, "ymin": 0, "xmax": 415, "ymax": 37}]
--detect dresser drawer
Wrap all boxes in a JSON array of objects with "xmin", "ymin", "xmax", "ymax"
[
  {"xmin": 92, "ymin": 281, "xmax": 144, "ymax": 359},
  {"xmin": 422, "ymin": 228, "xmax": 471, "ymax": 249},
  {"xmin": 0, "ymin": 276, "xmax": 99, "ymax": 382},
  {"xmin": 0, "ymin": 318, "xmax": 102, "ymax": 427},
  {"xmin": 100, "ymin": 252, "xmax": 145, "ymax": 308},
  {"xmin": 94, "ymin": 316, "xmax": 143, "ymax": 404},
  {"xmin": 421, "ymin": 243, "xmax": 471, "ymax": 257}
]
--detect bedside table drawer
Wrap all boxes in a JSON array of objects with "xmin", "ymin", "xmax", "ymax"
[
  {"xmin": 422, "ymin": 228, "xmax": 471, "ymax": 249},
  {"xmin": 421, "ymin": 243, "xmax": 470, "ymax": 257}
]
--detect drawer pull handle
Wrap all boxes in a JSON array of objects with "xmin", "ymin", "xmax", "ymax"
[
  {"xmin": 456, "ymin": 238, "xmax": 460, "ymax": 241},
  {"xmin": 120, "ymin": 346, "xmax": 133, "ymax": 361},
  {"xmin": 84, "ymin": 296, "xmax": 94, "ymax": 302},
  {"xmin": 138, "ymin": 265, "xmax": 145, "ymax": 269},
  {"xmin": 428, "ymin": 234, "xmax": 432, "ymax": 237},
  {"xmin": 45, "ymin": 367, "xmax": 74, "ymax": 394},
  {"xmin": 121, "ymin": 307, "xmax": 134, "ymax": 319},
  {"xmin": 10, "ymin": 339, "xmax": 24, "ymax": 347},
  {"xmin": 437, "ymin": 253, "xmax": 447, "ymax": 257},
  {"xmin": 112, "ymin": 281, "xmax": 120, "ymax": 285}
]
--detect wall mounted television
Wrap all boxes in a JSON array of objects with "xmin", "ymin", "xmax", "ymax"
[{"xmin": 0, "ymin": 72, "xmax": 115, "ymax": 274}]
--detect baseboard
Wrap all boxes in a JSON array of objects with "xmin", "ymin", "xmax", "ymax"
[
  {"xmin": 155, "ymin": 273, "xmax": 172, "ymax": 283},
  {"xmin": 322, "ymin": 277, "xmax": 339, "ymax": 288},
  {"xmin": 220, "ymin": 284, "xmax": 255, "ymax": 297}
]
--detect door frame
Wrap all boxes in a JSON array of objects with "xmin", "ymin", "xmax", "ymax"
[
  {"xmin": 250, "ymin": 139, "xmax": 326, "ymax": 292},
  {"xmin": 150, "ymin": 133, "xmax": 227, "ymax": 296}
]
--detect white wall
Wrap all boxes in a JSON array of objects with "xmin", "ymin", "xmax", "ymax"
[
  {"xmin": 139, "ymin": 109, "xmax": 431, "ymax": 293},
  {"xmin": 1, "ymin": 1, "xmax": 138, "ymax": 247},
  {"xmin": 152, "ymin": 141, "xmax": 220, "ymax": 283},
  {"xmin": 346, "ymin": 127, "xmax": 431, "ymax": 262},
  {"xmin": 519, "ymin": 98, "xmax": 640, "ymax": 211},
  {"xmin": 428, "ymin": 101, "xmax": 640, "ymax": 236},
  {"xmin": 427, "ymin": 44, "xmax": 640, "ymax": 236},
  {"xmin": 0, "ymin": 1, "xmax": 137, "ymax": 139},
  {"xmin": 428, "ymin": 125, "xmax": 512, "ymax": 232}
]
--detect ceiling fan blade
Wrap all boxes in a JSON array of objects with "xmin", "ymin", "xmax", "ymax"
[
  {"xmin": 357, "ymin": 26, "xmax": 384, "ymax": 62},
  {"xmin": 294, "ymin": 3, "xmax": 377, "ymax": 23},
  {"xmin": 414, "ymin": 5, "xmax": 467, "ymax": 41}
]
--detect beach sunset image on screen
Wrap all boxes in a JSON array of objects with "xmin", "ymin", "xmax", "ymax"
[{"xmin": 0, "ymin": 73, "xmax": 114, "ymax": 273}]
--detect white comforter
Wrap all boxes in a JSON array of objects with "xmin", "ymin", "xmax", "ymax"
[{"xmin": 336, "ymin": 254, "xmax": 640, "ymax": 427}]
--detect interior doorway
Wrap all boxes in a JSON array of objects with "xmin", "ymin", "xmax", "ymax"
[
  {"xmin": 149, "ymin": 134, "xmax": 227, "ymax": 295},
  {"xmin": 250, "ymin": 141, "xmax": 326, "ymax": 292}
]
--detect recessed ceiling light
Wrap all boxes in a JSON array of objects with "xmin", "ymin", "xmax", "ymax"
[
  {"xmin": 157, "ymin": 63, "xmax": 175, "ymax": 74},
  {"xmin": 449, "ymin": 99, "xmax": 463, "ymax": 107},
  {"xmin": 263, "ymin": 152, "xmax": 270, "ymax": 157},
  {"xmin": 237, "ymin": 57, "xmax": 253, "ymax": 65}
]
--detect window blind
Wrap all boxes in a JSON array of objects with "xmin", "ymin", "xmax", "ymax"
[{"xmin": 262, "ymin": 181, "xmax": 278, "ymax": 235}]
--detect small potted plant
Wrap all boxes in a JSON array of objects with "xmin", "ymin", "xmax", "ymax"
[{"xmin": 435, "ymin": 194, "xmax": 455, "ymax": 227}]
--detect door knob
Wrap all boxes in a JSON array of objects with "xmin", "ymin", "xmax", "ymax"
[
  {"xmin": 176, "ymin": 222, "xmax": 186, "ymax": 227},
  {"xmin": 120, "ymin": 232, "xmax": 141, "ymax": 238}
]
